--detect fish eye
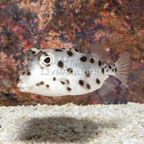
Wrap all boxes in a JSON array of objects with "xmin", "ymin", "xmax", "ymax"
[
  {"xmin": 39, "ymin": 53, "xmax": 54, "ymax": 67},
  {"xmin": 44, "ymin": 57, "xmax": 51, "ymax": 64}
]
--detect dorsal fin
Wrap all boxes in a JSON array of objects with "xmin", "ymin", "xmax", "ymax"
[{"xmin": 89, "ymin": 42, "xmax": 107, "ymax": 61}]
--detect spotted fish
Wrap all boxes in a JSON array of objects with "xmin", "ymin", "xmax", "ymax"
[{"xmin": 17, "ymin": 47, "xmax": 130, "ymax": 97}]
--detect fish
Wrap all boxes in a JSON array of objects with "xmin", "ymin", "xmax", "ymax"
[{"xmin": 17, "ymin": 47, "xmax": 130, "ymax": 97}]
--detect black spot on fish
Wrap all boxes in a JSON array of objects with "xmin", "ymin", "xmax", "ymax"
[
  {"xmin": 27, "ymin": 71, "xmax": 31, "ymax": 75},
  {"xmin": 46, "ymin": 84, "xmax": 49, "ymax": 88},
  {"xmin": 46, "ymin": 64, "xmax": 50, "ymax": 67},
  {"xmin": 66, "ymin": 79, "xmax": 70, "ymax": 84},
  {"xmin": 115, "ymin": 68, "xmax": 117, "ymax": 72},
  {"xmin": 30, "ymin": 58, "xmax": 33, "ymax": 62},
  {"xmin": 90, "ymin": 58, "xmax": 95, "ymax": 63},
  {"xmin": 67, "ymin": 51, "xmax": 73, "ymax": 57},
  {"xmin": 22, "ymin": 71, "xmax": 25, "ymax": 75},
  {"xmin": 102, "ymin": 68, "xmax": 104, "ymax": 74},
  {"xmin": 75, "ymin": 49, "xmax": 79, "ymax": 52},
  {"xmin": 43, "ymin": 52, "xmax": 48, "ymax": 56},
  {"xmin": 85, "ymin": 73, "xmax": 90, "ymax": 77},
  {"xmin": 108, "ymin": 65, "xmax": 111, "ymax": 69},
  {"xmin": 86, "ymin": 84, "xmax": 91, "ymax": 89},
  {"xmin": 55, "ymin": 49, "xmax": 63, "ymax": 52},
  {"xmin": 53, "ymin": 77, "xmax": 56, "ymax": 81},
  {"xmin": 67, "ymin": 87, "xmax": 71, "ymax": 91},
  {"xmin": 96, "ymin": 78, "xmax": 100, "ymax": 84},
  {"xmin": 80, "ymin": 56, "xmax": 87, "ymax": 62},
  {"xmin": 32, "ymin": 51, "xmax": 36, "ymax": 54},
  {"xmin": 36, "ymin": 81, "xmax": 44, "ymax": 86},
  {"xmin": 58, "ymin": 61, "xmax": 64, "ymax": 68},
  {"xmin": 67, "ymin": 68, "xmax": 73, "ymax": 73},
  {"xmin": 60, "ymin": 81, "xmax": 65, "ymax": 85},
  {"xmin": 85, "ymin": 70, "xmax": 91, "ymax": 77},
  {"xmin": 98, "ymin": 60, "xmax": 101, "ymax": 66},
  {"xmin": 79, "ymin": 80, "xmax": 84, "ymax": 86}
]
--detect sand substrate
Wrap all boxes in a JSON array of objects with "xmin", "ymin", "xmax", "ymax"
[{"xmin": 0, "ymin": 103, "xmax": 144, "ymax": 144}]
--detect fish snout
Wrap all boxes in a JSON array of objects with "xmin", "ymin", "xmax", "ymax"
[{"xmin": 17, "ymin": 79, "xmax": 28, "ymax": 92}]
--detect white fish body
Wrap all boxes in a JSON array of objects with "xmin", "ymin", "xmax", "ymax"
[{"xmin": 17, "ymin": 47, "xmax": 130, "ymax": 97}]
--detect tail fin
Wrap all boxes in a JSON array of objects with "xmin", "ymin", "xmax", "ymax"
[{"xmin": 115, "ymin": 52, "xmax": 130, "ymax": 84}]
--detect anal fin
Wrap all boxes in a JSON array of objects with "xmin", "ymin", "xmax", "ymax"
[{"xmin": 97, "ymin": 77, "xmax": 115, "ymax": 97}]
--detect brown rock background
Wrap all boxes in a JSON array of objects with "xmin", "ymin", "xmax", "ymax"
[{"xmin": 0, "ymin": 0, "xmax": 144, "ymax": 106}]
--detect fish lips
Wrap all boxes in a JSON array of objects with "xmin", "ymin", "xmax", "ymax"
[{"xmin": 17, "ymin": 79, "xmax": 29, "ymax": 92}]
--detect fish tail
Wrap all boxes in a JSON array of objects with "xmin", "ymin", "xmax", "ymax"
[{"xmin": 115, "ymin": 52, "xmax": 130, "ymax": 84}]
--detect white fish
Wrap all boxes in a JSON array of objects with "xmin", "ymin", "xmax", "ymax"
[{"xmin": 17, "ymin": 47, "xmax": 130, "ymax": 97}]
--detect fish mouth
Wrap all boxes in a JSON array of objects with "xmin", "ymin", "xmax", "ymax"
[{"xmin": 17, "ymin": 80, "xmax": 29, "ymax": 92}]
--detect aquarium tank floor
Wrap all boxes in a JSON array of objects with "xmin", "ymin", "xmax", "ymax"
[
  {"xmin": 0, "ymin": 0, "xmax": 144, "ymax": 105},
  {"xmin": 0, "ymin": 103, "xmax": 144, "ymax": 144}
]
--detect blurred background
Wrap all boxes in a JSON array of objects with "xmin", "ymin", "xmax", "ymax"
[{"xmin": 0, "ymin": 0, "xmax": 144, "ymax": 106}]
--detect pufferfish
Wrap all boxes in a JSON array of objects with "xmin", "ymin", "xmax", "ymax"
[{"xmin": 17, "ymin": 47, "xmax": 130, "ymax": 97}]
